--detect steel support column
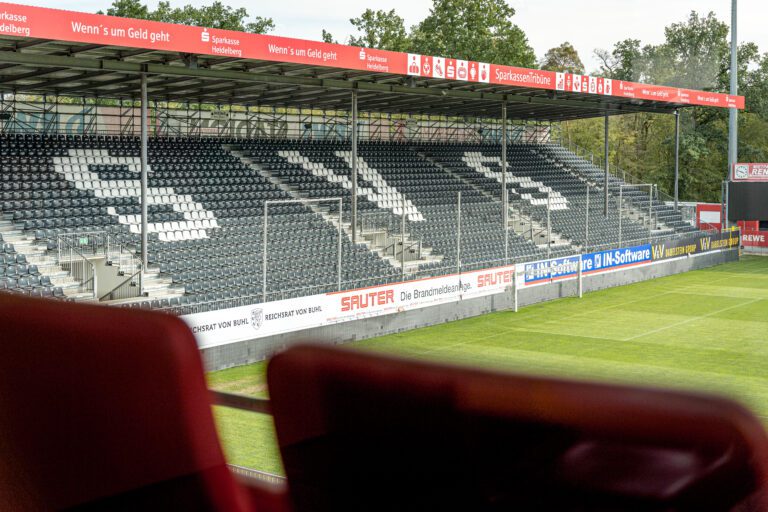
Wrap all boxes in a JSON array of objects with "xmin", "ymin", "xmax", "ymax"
[
  {"xmin": 350, "ymin": 90, "xmax": 358, "ymax": 243},
  {"xmin": 501, "ymin": 101, "xmax": 509, "ymax": 262},
  {"xmin": 140, "ymin": 73, "xmax": 149, "ymax": 288},
  {"xmin": 604, "ymin": 112, "xmax": 609, "ymax": 216},
  {"xmin": 456, "ymin": 191, "xmax": 462, "ymax": 274},
  {"xmin": 674, "ymin": 110, "xmax": 681, "ymax": 210},
  {"xmin": 585, "ymin": 185, "xmax": 590, "ymax": 250},
  {"xmin": 727, "ymin": 0, "xmax": 738, "ymax": 230}
]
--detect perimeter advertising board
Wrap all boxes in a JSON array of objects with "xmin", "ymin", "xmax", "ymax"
[
  {"xmin": 649, "ymin": 231, "xmax": 740, "ymax": 260},
  {"xmin": 185, "ymin": 264, "xmax": 516, "ymax": 349},
  {"xmin": 186, "ymin": 230, "xmax": 739, "ymax": 348},
  {"xmin": 519, "ymin": 231, "xmax": 740, "ymax": 288},
  {"xmin": 0, "ymin": 2, "xmax": 745, "ymax": 110},
  {"xmin": 521, "ymin": 244, "xmax": 653, "ymax": 287},
  {"xmin": 742, "ymin": 230, "xmax": 768, "ymax": 249}
]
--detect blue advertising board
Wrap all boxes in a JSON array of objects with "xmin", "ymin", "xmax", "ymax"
[{"xmin": 523, "ymin": 244, "xmax": 653, "ymax": 285}]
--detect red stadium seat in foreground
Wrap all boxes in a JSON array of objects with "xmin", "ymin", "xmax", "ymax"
[
  {"xmin": 268, "ymin": 345, "xmax": 768, "ymax": 512},
  {"xmin": 0, "ymin": 295, "xmax": 285, "ymax": 511}
]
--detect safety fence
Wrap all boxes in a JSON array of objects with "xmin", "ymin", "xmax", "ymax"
[
  {"xmin": 147, "ymin": 179, "xmax": 707, "ymax": 319},
  {"xmin": 177, "ymin": 229, "xmax": 739, "ymax": 350}
]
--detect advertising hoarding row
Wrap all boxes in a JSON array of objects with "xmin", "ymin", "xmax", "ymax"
[
  {"xmin": 0, "ymin": 2, "xmax": 744, "ymax": 110},
  {"xmin": 185, "ymin": 231, "xmax": 739, "ymax": 349},
  {"xmin": 185, "ymin": 264, "xmax": 516, "ymax": 349}
]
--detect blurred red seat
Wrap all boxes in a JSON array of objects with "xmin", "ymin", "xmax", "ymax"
[
  {"xmin": 0, "ymin": 295, "xmax": 286, "ymax": 511},
  {"xmin": 268, "ymin": 344, "xmax": 768, "ymax": 512}
]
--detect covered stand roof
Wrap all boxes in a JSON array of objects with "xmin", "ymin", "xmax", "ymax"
[{"xmin": 0, "ymin": 2, "xmax": 746, "ymax": 121}]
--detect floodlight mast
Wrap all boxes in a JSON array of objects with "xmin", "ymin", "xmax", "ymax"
[{"xmin": 726, "ymin": 0, "xmax": 738, "ymax": 228}]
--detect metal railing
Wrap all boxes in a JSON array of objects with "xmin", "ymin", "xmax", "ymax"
[
  {"xmin": 153, "ymin": 226, "xmax": 734, "ymax": 318},
  {"xmin": 359, "ymin": 211, "xmax": 398, "ymax": 233},
  {"xmin": 100, "ymin": 269, "xmax": 143, "ymax": 302},
  {"xmin": 56, "ymin": 230, "xmax": 145, "ymax": 300},
  {"xmin": 559, "ymin": 137, "xmax": 677, "ymax": 204},
  {"xmin": 56, "ymin": 235, "xmax": 97, "ymax": 300}
]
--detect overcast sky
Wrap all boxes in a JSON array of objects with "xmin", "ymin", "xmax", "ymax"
[{"xmin": 47, "ymin": 0, "xmax": 768, "ymax": 72}]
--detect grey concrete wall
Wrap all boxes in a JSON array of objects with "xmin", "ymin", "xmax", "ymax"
[{"xmin": 201, "ymin": 249, "xmax": 739, "ymax": 371}]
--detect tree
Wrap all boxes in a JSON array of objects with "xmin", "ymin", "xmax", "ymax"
[
  {"xmin": 652, "ymin": 11, "xmax": 729, "ymax": 89},
  {"xmin": 540, "ymin": 42, "xmax": 584, "ymax": 74},
  {"xmin": 410, "ymin": 0, "xmax": 536, "ymax": 67},
  {"xmin": 102, "ymin": 0, "xmax": 149, "ymax": 19},
  {"xmin": 348, "ymin": 9, "xmax": 410, "ymax": 52},
  {"xmin": 566, "ymin": 11, "xmax": 762, "ymax": 202},
  {"xmin": 594, "ymin": 39, "xmax": 643, "ymax": 81},
  {"xmin": 101, "ymin": 0, "xmax": 274, "ymax": 33},
  {"xmin": 321, "ymin": 29, "xmax": 338, "ymax": 44}
]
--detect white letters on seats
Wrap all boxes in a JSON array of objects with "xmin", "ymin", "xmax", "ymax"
[
  {"xmin": 462, "ymin": 152, "xmax": 569, "ymax": 211},
  {"xmin": 54, "ymin": 149, "xmax": 218, "ymax": 240},
  {"xmin": 277, "ymin": 150, "xmax": 424, "ymax": 221}
]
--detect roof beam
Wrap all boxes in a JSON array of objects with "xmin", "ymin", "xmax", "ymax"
[{"xmin": 0, "ymin": 51, "xmax": 677, "ymax": 117}]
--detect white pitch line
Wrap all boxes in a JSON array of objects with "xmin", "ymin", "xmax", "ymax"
[{"xmin": 623, "ymin": 298, "xmax": 763, "ymax": 342}]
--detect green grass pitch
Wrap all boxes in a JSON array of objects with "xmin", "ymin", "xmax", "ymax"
[{"xmin": 207, "ymin": 255, "xmax": 768, "ymax": 475}]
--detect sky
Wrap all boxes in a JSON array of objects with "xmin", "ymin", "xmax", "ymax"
[{"xmin": 38, "ymin": 0, "xmax": 768, "ymax": 72}]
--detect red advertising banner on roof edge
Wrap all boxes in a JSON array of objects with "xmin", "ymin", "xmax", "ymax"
[{"xmin": 0, "ymin": 2, "xmax": 745, "ymax": 110}]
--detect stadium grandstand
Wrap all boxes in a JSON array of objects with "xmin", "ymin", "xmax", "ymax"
[
  {"xmin": 0, "ymin": 3, "xmax": 734, "ymax": 317},
  {"xmin": 2, "ymin": 2, "xmax": 765, "ymax": 511}
]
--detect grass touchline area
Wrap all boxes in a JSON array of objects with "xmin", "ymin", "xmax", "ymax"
[{"xmin": 208, "ymin": 255, "xmax": 768, "ymax": 475}]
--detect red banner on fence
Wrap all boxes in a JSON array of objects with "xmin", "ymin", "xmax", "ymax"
[
  {"xmin": 0, "ymin": 2, "xmax": 746, "ymax": 110},
  {"xmin": 742, "ymin": 230, "xmax": 768, "ymax": 248},
  {"xmin": 732, "ymin": 163, "xmax": 768, "ymax": 182}
]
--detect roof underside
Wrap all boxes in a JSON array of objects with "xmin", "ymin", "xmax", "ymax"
[{"xmin": 0, "ymin": 37, "xmax": 691, "ymax": 121}]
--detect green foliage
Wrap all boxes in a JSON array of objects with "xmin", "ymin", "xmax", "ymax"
[
  {"xmin": 595, "ymin": 39, "xmax": 642, "ymax": 81},
  {"xmin": 570, "ymin": 10, "xmax": 767, "ymax": 203},
  {"xmin": 321, "ymin": 29, "xmax": 337, "ymax": 44},
  {"xmin": 540, "ymin": 42, "xmax": 585, "ymax": 74},
  {"xmin": 101, "ymin": 0, "xmax": 274, "ymax": 33},
  {"xmin": 348, "ymin": 9, "xmax": 410, "ymax": 52},
  {"xmin": 410, "ymin": 0, "xmax": 535, "ymax": 66}
]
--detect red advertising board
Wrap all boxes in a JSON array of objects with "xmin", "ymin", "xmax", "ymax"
[
  {"xmin": 696, "ymin": 203, "xmax": 722, "ymax": 231},
  {"xmin": 742, "ymin": 230, "xmax": 768, "ymax": 248},
  {"xmin": 732, "ymin": 163, "xmax": 768, "ymax": 181},
  {"xmin": 0, "ymin": 2, "xmax": 747, "ymax": 110}
]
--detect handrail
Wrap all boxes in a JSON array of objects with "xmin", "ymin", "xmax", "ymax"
[
  {"xmin": 57, "ymin": 236, "xmax": 97, "ymax": 300},
  {"xmin": 99, "ymin": 268, "xmax": 143, "ymax": 301}
]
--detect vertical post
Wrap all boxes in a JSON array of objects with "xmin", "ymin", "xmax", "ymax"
[
  {"xmin": 262, "ymin": 202, "xmax": 268, "ymax": 302},
  {"xmin": 513, "ymin": 261, "xmax": 519, "ymax": 313},
  {"xmin": 337, "ymin": 198, "xmax": 343, "ymax": 291},
  {"xmin": 721, "ymin": 181, "xmax": 727, "ymax": 232},
  {"xmin": 350, "ymin": 90, "xmax": 358, "ymax": 243},
  {"xmin": 649, "ymin": 185, "xmax": 653, "ymax": 241},
  {"xmin": 139, "ymin": 73, "xmax": 148, "ymax": 292},
  {"xmin": 577, "ymin": 252, "xmax": 583, "ymax": 299},
  {"xmin": 727, "ymin": 0, "xmax": 738, "ymax": 228},
  {"xmin": 546, "ymin": 192, "xmax": 551, "ymax": 258},
  {"xmin": 604, "ymin": 112, "xmax": 609, "ymax": 216},
  {"xmin": 456, "ymin": 191, "xmax": 462, "ymax": 274},
  {"xmin": 674, "ymin": 110, "xmax": 681, "ymax": 210},
  {"xmin": 618, "ymin": 186, "xmax": 623, "ymax": 247},
  {"xmin": 401, "ymin": 195, "xmax": 406, "ymax": 279},
  {"xmin": 585, "ymin": 184, "xmax": 590, "ymax": 250},
  {"xmin": 501, "ymin": 101, "xmax": 509, "ymax": 263}
]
